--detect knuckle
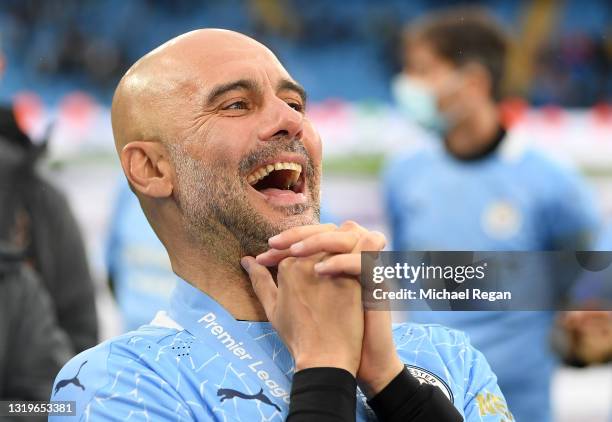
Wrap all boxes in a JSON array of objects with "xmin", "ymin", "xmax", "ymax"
[
  {"xmin": 349, "ymin": 231, "xmax": 361, "ymax": 241},
  {"xmin": 371, "ymin": 231, "xmax": 387, "ymax": 248},
  {"xmin": 341, "ymin": 220, "xmax": 359, "ymax": 230},
  {"xmin": 343, "ymin": 231, "xmax": 360, "ymax": 247},
  {"xmin": 295, "ymin": 257, "xmax": 311, "ymax": 271},
  {"xmin": 278, "ymin": 257, "xmax": 296, "ymax": 272}
]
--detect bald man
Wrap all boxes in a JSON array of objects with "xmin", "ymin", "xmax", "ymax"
[{"xmin": 51, "ymin": 30, "xmax": 510, "ymax": 421}]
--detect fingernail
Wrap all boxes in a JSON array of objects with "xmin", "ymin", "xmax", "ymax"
[
  {"xmin": 290, "ymin": 241, "xmax": 304, "ymax": 253},
  {"xmin": 314, "ymin": 262, "xmax": 326, "ymax": 273},
  {"xmin": 240, "ymin": 257, "xmax": 250, "ymax": 271},
  {"xmin": 268, "ymin": 234, "xmax": 281, "ymax": 244}
]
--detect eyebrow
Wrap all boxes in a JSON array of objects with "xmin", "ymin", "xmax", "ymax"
[
  {"xmin": 277, "ymin": 79, "xmax": 307, "ymax": 104},
  {"xmin": 205, "ymin": 78, "xmax": 308, "ymax": 106},
  {"xmin": 206, "ymin": 79, "xmax": 260, "ymax": 105}
]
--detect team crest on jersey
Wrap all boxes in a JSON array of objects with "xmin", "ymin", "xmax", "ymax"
[
  {"xmin": 406, "ymin": 365, "xmax": 453, "ymax": 403},
  {"xmin": 481, "ymin": 201, "xmax": 522, "ymax": 240}
]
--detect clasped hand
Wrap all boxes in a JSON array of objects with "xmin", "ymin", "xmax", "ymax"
[{"xmin": 241, "ymin": 221, "xmax": 404, "ymax": 397}]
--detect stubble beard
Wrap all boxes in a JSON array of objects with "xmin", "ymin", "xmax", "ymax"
[{"xmin": 167, "ymin": 141, "xmax": 321, "ymax": 266}]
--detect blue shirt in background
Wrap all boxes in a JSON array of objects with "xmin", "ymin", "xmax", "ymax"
[
  {"xmin": 383, "ymin": 139, "xmax": 600, "ymax": 422},
  {"xmin": 106, "ymin": 180, "xmax": 176, "ymax": 331},
  {"xmin": 599, "ymin": 224, "xmax": 612, "ymax": 250}
]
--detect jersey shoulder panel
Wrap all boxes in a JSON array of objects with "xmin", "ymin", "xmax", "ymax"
[
  {"xmin": 393, "ymin": 322, "xmax": 471, "ymax": 359},
  {"xmin": 50, "ymin": 326, "xmax": 195, "ymax": 421},
  {"xmin": 392, "ymin": 323, "xmax": 513, "ymax": 421},
  {"xmin": 518, "ymin": 148, "xmax": 582, "ymax": 183}
]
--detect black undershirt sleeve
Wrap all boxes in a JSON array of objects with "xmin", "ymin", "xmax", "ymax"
[
  {"xmin": 287, "ymin": 367, "xmax": 356, "ymax": 421},
  {"xmin": 368, "ymin": 367, "xmax": 463, "ymax": 422},
  {"xmin": 287, "ymin": 366, "xmax": 463, "ymax": 422}
]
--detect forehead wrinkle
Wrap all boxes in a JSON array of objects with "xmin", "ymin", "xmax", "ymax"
[{"xmin": 112, "ymin": 29, "xmax": 297, "ymax": 152}]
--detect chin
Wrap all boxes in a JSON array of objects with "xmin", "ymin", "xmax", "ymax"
[
  {"xmin": 270, "ymin": 206, "xmax": 320, "ymax": 230},
  {"xmin": 236, "ymin": 205, "xmax": 319, "ymax": 258}
]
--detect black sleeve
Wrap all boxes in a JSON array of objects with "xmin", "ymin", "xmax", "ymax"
[
  {"xmin": 368, "ymin": 367, "xmax": 463, "ymax": 422},
  {"xmin": 287, "ymin": 367, "xmax": 356, "ymax": 421}
]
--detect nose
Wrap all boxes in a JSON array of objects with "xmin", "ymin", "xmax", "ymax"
[{"xmin": 257, "ymin": 96, "xmax": 304, "ymax": 142}]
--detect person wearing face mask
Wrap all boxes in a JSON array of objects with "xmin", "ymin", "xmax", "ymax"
[{"xmin": 383, "ymin": 8, "xmax": 601, "ymax": 422}]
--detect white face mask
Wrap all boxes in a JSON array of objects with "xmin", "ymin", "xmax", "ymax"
[{"xmin": 391, "ymin": 73, "xmax": 448, "ymax": 135}]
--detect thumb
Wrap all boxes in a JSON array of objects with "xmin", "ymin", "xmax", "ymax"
[{"xmin": 241, "ymin": 256, "xmax": 277, "ymax": 319}]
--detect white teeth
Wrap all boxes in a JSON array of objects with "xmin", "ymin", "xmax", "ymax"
[
  {"xmin": 247, "ymin": 161, "xmax": 303, "ymax": 186},
  {"xmin": 290, "ymin": 170, "xmax": 300, "ymax": 185}
]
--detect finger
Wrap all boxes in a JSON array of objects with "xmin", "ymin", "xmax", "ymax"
[
  {"xmin": 289, "ymin": 231, "xmax": 361, "ymax": 256},
  {"xmin": 351, "ymin": 231, "xmax": 386, "ymax": 254},
  {"xmin": 241, "ymin": 257, "xmax": 277, "ymax": 318},
  {"xmin": 338, "ymin": 220, "xmax": 368, "ymax": 234},
  {"xmin": 255, "ymin": 248, "xmax": 291, "ymax": 266},
  {"xmin": 312, "ymin": 232, "xmax": 386, "ymax": 277},
  {"xmin": 314, "ymin": 253, "xmax": 361, "ymax": 276},
  {"xmin": 268, "ymin": 223, "xmax": 337, "ymax": 249}
]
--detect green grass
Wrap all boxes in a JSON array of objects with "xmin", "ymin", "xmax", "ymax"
[{"xmin": 322, "ymin": 153, "xmax": 386, "ymax": 176}]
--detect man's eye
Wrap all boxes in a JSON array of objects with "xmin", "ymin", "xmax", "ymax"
[
  {"xmin": 224, "ymin": 101, "xmax": 249, "ymax": 110},
  {"xmin": 287, "ymin": 102, "xmax": 304, "ymax": 112}
]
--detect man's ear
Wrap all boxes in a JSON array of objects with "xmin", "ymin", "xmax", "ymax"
[{"xmin": 120, "ymin": 141, "xmax": 173, "ymax": 198}]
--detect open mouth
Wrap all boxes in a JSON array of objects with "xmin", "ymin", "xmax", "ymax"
[{"xmin": 247, "ymin": 161, "xmax": 305, "ymax": 195}]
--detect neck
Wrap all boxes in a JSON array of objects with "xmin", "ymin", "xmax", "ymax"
[
  {"xmin": 169, "ymin": 240, "xmax": 268, "ymax": 322},
  {"xmin": 445, "ymin": 100, "xmax": 500, "ymax": 159}
]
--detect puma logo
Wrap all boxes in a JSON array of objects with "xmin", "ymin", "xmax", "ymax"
[
  {"xmin": 54, "ymin": 361, "xmax": 88, "ymax": 396},
  {"xmin": 217, "ymin": 387, "xmax": 281, "ymax": 412}
]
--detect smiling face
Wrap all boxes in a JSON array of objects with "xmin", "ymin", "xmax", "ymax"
[{"xmin": 113, "ymin": 30, "xmax": 321, "ymax": 259}]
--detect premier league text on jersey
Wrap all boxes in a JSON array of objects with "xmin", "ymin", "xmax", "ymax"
[{"xmin": 198, "ymin": 312, "xmax": 291, "ymax": 404}]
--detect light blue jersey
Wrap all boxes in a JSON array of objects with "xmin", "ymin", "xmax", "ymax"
[
  {"xmin": 383, "ymin": 140, "xmax": 600, "ymax": 422},
  {"xmin": 51, "ymin": 277, "xmax": 512, "ymax": 421},
  {"xmin": 599, "ymin": 224, "xmax": 612, "ymax": 251}
]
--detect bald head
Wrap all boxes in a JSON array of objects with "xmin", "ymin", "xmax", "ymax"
[
  {"xmin": 112, "ymin": 28, "xmax": 320, "ymax": 265},
  {"xmin": 111, "ymin": 29, "xmax": 282, "ymax": 153}
]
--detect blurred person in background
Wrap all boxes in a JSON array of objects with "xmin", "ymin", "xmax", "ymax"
[
  {"xmin": 557, "ymin": 311, "xmax": 612, "ymax": 367},
  {"xmin": 0, "ymin": 44, "xmax": 98, "ymax": 353},
  {"xmin": 554, "ymin": 226, "xmax": 612, "ymax": 369},
  {"xmin": 106, "ymin": 179, "xmax": 176, "ymax": 332},
  {"xmin": 384, "ymin": 8, "xmax": 601, "ymax": 422},
  {"xmin": 0, "ymin": 244, "xmax": 73, "ymax": 419},
  {"xmin": 600, "ymin": 223, "xmax": 612, "ymax": 251}
]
